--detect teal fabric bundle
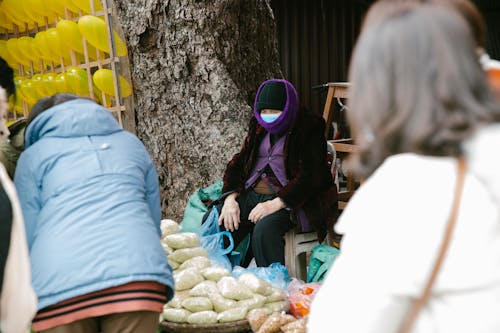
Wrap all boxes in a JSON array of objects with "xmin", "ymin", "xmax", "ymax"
[
  {"xmin": 180, "ymin": 180, "xmax": 223, "ymax": 232},
  {"xmin": 307, "ymin": 244, "xmax": 340, "ymax": 282}
]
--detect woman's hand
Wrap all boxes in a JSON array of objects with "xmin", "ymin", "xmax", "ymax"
[
  {"xmin": 249, "ymin": 197, "xmax": 286, "ymax": 223},
  {"xmin": 218, "ymin": 193, "xmax": 241, "ymax": 232}
]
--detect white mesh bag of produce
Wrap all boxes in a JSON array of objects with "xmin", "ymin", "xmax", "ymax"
[
  {"xmin": 161, "ymin": 219, "xmax": 179, "ymax": 237},
  {"xmin": 169, "ymin": 247, "xmax": 208, "ymax": 263},
  {"xmin": 187, "ymin": 311, "xmax": 218, "ymax": 324},
  {"xmin": 266, "ymin": 287, "xmax": 288, "ymax": 303},
  {"xmin": 179, "ymin": 256, "xmax": 211, "ymax": 271},
  {"xmin": 167, "ymin": 258, "xmax": 179, "ymax": 270},
  {"xmin": 162, "ymin": 242, "xmax": 174, "ymax": 255},
  {"xmin": 201, "ymin": 266, "xmax": 231, "ymax": 281},
  {"xmin": 162, "ymin": 308, "xmax": 191, "ymax": 323},
  {"xmin": 264, "ymin": 300, "xmax": 290, "ymax": 313},
  {"xmin": 208, "ymin": 292, "xmax": 237, "ymax": 313},
  {"xmin": 174, "ymin": 268, "xmax": 204, "ymax": 291},
  {"xmin": 238, "ymin": 273, "xmax": 273, "ymax": 296},
  {"xmin": 166, "ymin": 290, "xmax": 190, "ymax": 309},
  {"xmin": 237, "ymin": 294, "xmax": 266, "ymax": 311},
  {"xmin": 217, "ymin": 276, "xmax": 254, "ymax": 300},
  {"xmin": 217, "ymin": 306, "xmax": 248, "ymax": 323},
  {"xmin": 189, "ymin": 280, "xmax": 219, "ymax": 297},
  {"xmin": 181, "ymin": 297, "xmax": 213, "ymax": 312},
  {"xmin": 164, "ymin": 232, "xmax": 200, "ymax": 249}
]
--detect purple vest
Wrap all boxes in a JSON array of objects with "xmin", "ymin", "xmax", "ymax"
[
  {"xmin": 245, "ymin": 133, "xmax": 288, "ymax": 190},
  {"xmin": 244, "ymin": 133, "xmax": 312, "ymax": 232}
]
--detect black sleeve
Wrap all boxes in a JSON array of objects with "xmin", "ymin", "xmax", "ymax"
[{"xmin": 0, "ymin": 183, "xmax": 13, "ymax": 295}]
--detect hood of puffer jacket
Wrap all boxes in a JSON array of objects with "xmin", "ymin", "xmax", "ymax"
[
  {"xmin": 465, "ymin": 124, "xmax": 500, "ymax": 205},
  {"xmin": 24, "ymin": 99, "xmax": 121, "ymax": 149}
]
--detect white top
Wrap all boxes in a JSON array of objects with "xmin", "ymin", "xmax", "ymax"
[
  {"xmin": 480, "ymin": 53, "xmax": 500, "ymax": 71},
  {"xmin": 0, "ymin": 163, "xmax": 37, "ymax": 333},
  {"xmin": 308, "ymin": 124, "xmax": 500, "ymax": 333}
]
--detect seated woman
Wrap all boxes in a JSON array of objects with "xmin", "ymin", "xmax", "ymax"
[{"xmin": 218, "ymin": 79, "xmax": 338, "ymax": 267}]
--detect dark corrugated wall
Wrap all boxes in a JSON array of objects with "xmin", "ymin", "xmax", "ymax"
[
  {"xmin": 271, "ymin": 0, "xmax": 500, "ymax": 115},
  {"xmin": 482, "ymin": 11, "xmax": 500, "ymax": 59},
  {"xmin": 270, "ymin": 0, "xmax": 368, "ymax": 115}
]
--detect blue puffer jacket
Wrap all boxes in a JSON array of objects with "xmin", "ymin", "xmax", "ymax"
[{"xmin": 14, "ymin": 99, "xmax": 174, "ymax": 310}]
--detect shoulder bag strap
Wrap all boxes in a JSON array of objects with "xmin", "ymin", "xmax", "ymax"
[{"xmin": 399, "ymin": 156, "xmax": 467, "ymax": 333}]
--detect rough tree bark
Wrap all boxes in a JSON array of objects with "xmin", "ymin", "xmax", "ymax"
[{"xmin": 113, "ymin": 0, "xmax": 282, "ymax": 221}]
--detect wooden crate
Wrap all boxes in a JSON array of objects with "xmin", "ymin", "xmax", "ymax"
[{"xmin": 0, "ymin": 0, "xmax": 135, "ymax": 132}]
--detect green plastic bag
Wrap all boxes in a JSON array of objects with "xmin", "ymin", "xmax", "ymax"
[
  {"xmin": 307, "ymin": 244, "xmax": 340, "ymax": 283},
  {"xmin": 180, "ymin": 180, "xmax": 223, "ymax": 232}
]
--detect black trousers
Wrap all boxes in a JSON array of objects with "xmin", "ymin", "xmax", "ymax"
[{"xmin": 220, "ymin": 190, "xmax": 294, "ymax": 267}]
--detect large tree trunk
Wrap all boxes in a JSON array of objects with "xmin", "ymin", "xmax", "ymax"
[{"xmin": 114, "ymin": 0, "xmax": 282, "ymax": 220}]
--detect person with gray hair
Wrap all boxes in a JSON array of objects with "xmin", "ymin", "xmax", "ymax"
[
  {"xmin": 309, "ymin": 2, "xmax": 500, "ymax": 332},
  {"xmin": 362, "ymin": 0, "xmax": 500, "ymax": 97}
]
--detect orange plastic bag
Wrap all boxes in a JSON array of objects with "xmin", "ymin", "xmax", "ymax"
[{"xmin": 287, "ymin": 279, "xmax": 322, "ymax": 318}]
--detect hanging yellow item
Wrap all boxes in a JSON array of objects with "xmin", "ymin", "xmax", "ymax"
[
  {"xmin": 6, "ymin": 39, "xmax": 31, "ymax": 67},
  {"xmin": 19, "ymin": 79, "xmax": 42, "ymax": 105},
  {"xmin": 71, "ymin": 0, "xmax": 103, "ymax": 14},
  {"xmin": 93, "ymin": 85, "xmax": 112, "ymax": 107},
  {"xmin": 42, "ymin": 73, "xmax": 59, "ymax": 96},
  {"xmin": 78, "ymin": 15, "xmax": 127, "ymax": 56},
  {"xmin": 56, "ymin": 20, "xmax": 98, "ymax": 61},
  {"xmin": 1, "ymin": 0, "xmax": 35, "ymax": 29},
  {"xmin": 45, "ymin": 0, "xmax": 66, "ymax": 18},
  {"xmin": 44, "ymin": 28, "xmax": 73, "ymax": 65},
  {"xmin": 0, "ymin": 11, "xmax": 13, "ymax": 31},
  {"xmin": 17, "ymin": 37, "xmax": 43, "ymax": 71},
  {"xmin": 0, "ymin": 41, "xmax": 16, "ymax": 68},
  {"xmin": 55, "ymin": 73, "xmax": 70, "ymax": 94},
  {"xmin": 93, "ymin": 69, "xmax": 132, "ymax": 98},
  {"xmin": 66, "ymin": 67, "xmax": 90, "ymax": 96},
  {"xmin": 58, "ymin": 0, "xmax": 82, "ymax": 15},
  {"xmin": 17, "ymin": 37, "xmax": 37, "ymax": 64},
  {"xmin": 34, "ymin": 31, "xmax": 59, "ymax": 63},
  {"xmin": 22, "ymin": 0, "xmax": 50, "ymax": 25},
  {"xmin": 31, "ymin": 74, "xmax": 49, "ymax": 99}
]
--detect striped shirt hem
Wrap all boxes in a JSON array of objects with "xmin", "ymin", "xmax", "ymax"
[{"xmin": 32, "ymin": 281, "xmax": 166, "ymax": 331}]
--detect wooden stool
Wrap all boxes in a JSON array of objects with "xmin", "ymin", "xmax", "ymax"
[{"xmin": 284, "ymin": 230, "xmax": 320, "ymax": 281}]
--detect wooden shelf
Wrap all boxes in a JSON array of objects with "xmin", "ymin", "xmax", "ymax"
[
  {"xmin": 321, "ymin": 82, "xmax": 360, "ymax": 211},
  {"xmin": 322, "ymin": 82, "xmax": 350, "ymax": 138},
  {"xmin": 331, "ymin": 142, "xmax": 360, "ymax": 154}
]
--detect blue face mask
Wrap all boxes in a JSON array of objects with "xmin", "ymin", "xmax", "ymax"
[{"xmin": 260, "ymin": 113, "xmax": 281, "ymax": 123}]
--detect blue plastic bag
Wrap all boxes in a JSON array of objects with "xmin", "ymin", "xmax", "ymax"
[
  {"xmin": 196, "ymin": 206, "xmax": 234, "ymax": 270},
  {"xmin": 232, "ymin": 262, "xmax": 291, "ymax": 289},
  {"xmin": 197, "ymin": 206, "xmax": 221, "ymax": 238}
]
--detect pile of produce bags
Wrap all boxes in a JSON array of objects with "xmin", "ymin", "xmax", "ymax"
[{"xmin": 159, "ymin": 219, "xmax": 289, "ymax": 325}]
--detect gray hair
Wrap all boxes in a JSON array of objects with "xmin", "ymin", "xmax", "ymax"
[{"xmin": 348, "ymin": 4, "xmax": 500, "ymax": 177}]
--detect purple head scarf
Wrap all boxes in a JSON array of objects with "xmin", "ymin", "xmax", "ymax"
[{"xmin": 253, "ymin": 79, "xmax": 299, "ymax": 135}]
